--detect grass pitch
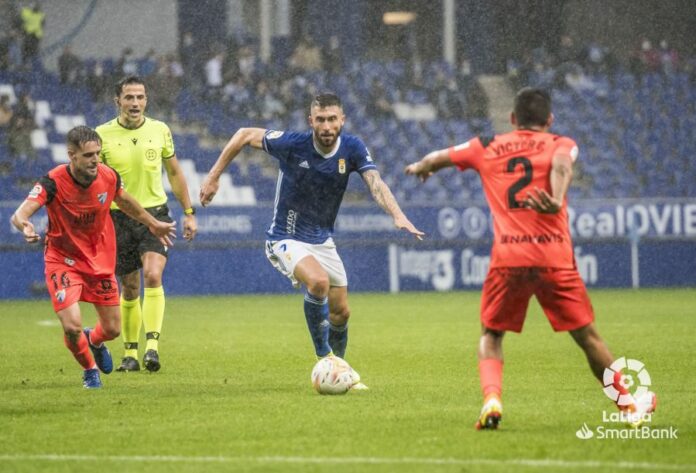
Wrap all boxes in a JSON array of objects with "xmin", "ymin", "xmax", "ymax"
[{"xmin": 0, "ymin": 289, "xmax": 694, "ymax": 472}]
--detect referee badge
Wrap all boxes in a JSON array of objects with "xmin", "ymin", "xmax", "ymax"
[{"xmin": 338, "ymin": 158, "xmax": 346, "ymax": 174}]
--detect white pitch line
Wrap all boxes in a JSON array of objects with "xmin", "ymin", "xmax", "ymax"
[
  {"xmin": 36, "ymin": 319, "xmax": 60, "ymax": 327},
  {"xmin": 0, "ymin": 454, "xmax": 693, "ymax": 471}
]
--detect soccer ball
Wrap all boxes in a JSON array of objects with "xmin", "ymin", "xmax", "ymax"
[{"xmin": 311, "ymin": 356, "xmax": 354, "ymax": 395}]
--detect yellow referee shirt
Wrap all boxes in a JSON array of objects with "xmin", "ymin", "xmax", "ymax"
[{"xmin": 96, "ymin": 117, "xmax": 175, "ymax": 209}]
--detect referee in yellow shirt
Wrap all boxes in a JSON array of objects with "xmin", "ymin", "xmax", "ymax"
[{"xmin": 97, "ymin": 76, "xmax": 197, "ymax": 372}]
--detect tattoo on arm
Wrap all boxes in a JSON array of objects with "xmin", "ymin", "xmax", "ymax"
[{"xmin": 364, "ymin": 170, "xmax": 401, "ymax": 216}]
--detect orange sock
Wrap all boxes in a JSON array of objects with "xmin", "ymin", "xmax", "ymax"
[
  {"xmin": 479, "ymin": 358, "xmax": 503, "ymax": 400},
  {"xmin": 88, "ymin": 324, "xmax": 113, "ymax": 347},
  {"xmin": 64, "ymin": 332, "xmax": 95, "ymax": 370}
]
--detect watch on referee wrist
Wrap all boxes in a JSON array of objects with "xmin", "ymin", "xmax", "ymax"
[{"xmin": 184, "ymin": 207, "xmax": 196, "ymax": 216}]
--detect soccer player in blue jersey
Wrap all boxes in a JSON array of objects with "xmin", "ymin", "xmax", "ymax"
[{"xmin": 200, "ymin": 94, "xmax": 423, "ymax": 387}]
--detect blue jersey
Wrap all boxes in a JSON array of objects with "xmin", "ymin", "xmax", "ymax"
[{"xmin": 262, "ymin": 130, "xmax": 377, "ymax": 244}]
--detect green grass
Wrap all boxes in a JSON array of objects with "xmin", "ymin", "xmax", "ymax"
[{"xmin": 0, "ymin": 289, "xmax": 694, "ymax": 473}]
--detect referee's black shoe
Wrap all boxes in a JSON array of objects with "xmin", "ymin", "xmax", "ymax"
[
  {"xmin": 143, "ymin": 350, "xmax": 161, "ymax": 372},
  {"xmin": 116, "ymin": 356, "xmax": 140, "ymax": 372}
]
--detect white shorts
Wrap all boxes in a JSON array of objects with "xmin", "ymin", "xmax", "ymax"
[{"xmin": 265, "ymin": 238, "xmax": 348, "ymax": 289}]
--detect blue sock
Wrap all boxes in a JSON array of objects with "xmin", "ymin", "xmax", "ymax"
[
  {"xmin": 304, "ymin": 292, "xmax": 331, "ymax": 357},
  {"xmin": 329, "ymin": 322, "xmax": 348, "ymax": 358}
]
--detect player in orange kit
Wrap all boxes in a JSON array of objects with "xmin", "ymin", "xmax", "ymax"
[
  {"xmin": 11, "ymin": 126, "xmax": 176, "ymax": 389},
  {"xmin": 405, "ymin": 87, "xmax": 656, "ymax": 429}
]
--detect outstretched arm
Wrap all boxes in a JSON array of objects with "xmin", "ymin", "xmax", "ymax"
[
  {"xmin": 404, "ymin": 148, "xmax": 454, "ymax": 182},
  {"xmin": 114, "ymin": 191, "xmax": 177, "ymax": 246},
  {"xmin": 524, "ymin": 153, "xmax": 573, "ymax": 214},
  {"xmin": 163, "ymin": 155, "xmax": 197, "ymax": 241},
  {"xmin": 361, "ymin": 169, "xmax": 424, "ymax": 240},
  {"xmin": 199, "ymin": 127, "xmax": 266, "ymax": 207},
  {"xmin": 11, "ymin": 199, "xmax": 43, "ymax": 243}
]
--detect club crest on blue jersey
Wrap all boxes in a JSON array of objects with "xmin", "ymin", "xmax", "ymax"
[
  {"xmin": 97, "ymin": 192, "xmax": 107, "ymax": 204},
  {"xmin": 338, "ymin": 158, "xmax": 346, "ymax": 174}
]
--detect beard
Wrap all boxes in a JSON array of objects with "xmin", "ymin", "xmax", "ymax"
[
  {"xmin": 314, "ymin": 127, "xmax": 342, "ymax": 149},
  {"xmin": 75, "ymin": 166, "xmax": 98, "ymax": 185}
]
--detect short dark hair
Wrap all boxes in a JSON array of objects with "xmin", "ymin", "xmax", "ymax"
[
  {"xmin": 311, "ymin": 93, "xmax": 342, "ymax": 110},
  {"xmin": 66, "ymin": 126, "xmax": 101, "ymax": 149},
  {"xmin": 115, "ymin": 75, "xmax": 146, "ymax": 97},
  {"xmin": 513, "ymin": 87, "xmax": 551, "ymax": 127}
]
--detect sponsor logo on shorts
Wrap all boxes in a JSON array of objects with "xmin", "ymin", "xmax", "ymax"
[
  {"xmin": 97, "ymin": 279, "xmax": 117, "ymax": 296},
  {"xmin": 55, "ymin": 289, "xmax": 66, "ymax": 303}
]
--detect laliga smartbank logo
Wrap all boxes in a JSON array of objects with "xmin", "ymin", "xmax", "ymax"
[
  {"xmin": 602, "ymin": 357, "xmax": 651, "ymax": 407},
  {"xmin": 575, "ymin": 357, "xmax": 678, "ymax": 440}
]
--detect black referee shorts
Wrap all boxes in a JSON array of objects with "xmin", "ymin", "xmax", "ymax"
[{"xmin": 111, "ymin": 204, "xmax": 173, "ymax": 277}]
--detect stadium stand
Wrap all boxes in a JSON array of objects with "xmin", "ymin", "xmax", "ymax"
[{"xmin": 1, "ymin": 51, "xmax": 694, "ymax": 204}]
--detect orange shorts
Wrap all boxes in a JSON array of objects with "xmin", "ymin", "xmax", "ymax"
[
  {"xmin": 44, "ymin": 262, "xmax": 119, "ymax": 312},
  {"xmin": 480, "ymin": 267, "xmax": 594, "ymax": 333}
]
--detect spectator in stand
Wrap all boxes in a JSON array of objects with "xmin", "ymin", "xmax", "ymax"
[
  {"xmin": 557, "ymin": 35, "xmax": 580, "ymax": 66},
  {"xmin": 8, "ymin": 93, "xmax": 36, "ymax": 160},
  {"xmin": 58, "ymin": 45, "xmax": 82, "ymax": 85},
  {"xmin": 289, "ymin": 35, "xmax": 322, "ymax": 73},
  {"xmin": 222, "ymin": 76, "xmax": 252, "ymax": 118},
  {"xmin": 237, "ymin": 44, "xmax": 257, "ymax": 80},
  {"xmin": 86, "ymin": 62, "xmax": 109, "ymax": 103},
  {"xmin": 5, "ymin": 29, "xmax": 24, "ymax": 71},
  {"xmin": 639, "ymin": 39, "xmax": 660, "ymax": 73},
  {"xmin": 20, "ymin": 3, "xmax": 44, "ymax": 67},
  {"xmin": 179, "ymin": 31, "xmax": 199, "ymax": 87},
  {"xmin": 254, "ymin": 80, "xmax": 286, "ymax": 120},
  {"xmin": 323, "ymin": 35, "xmax": 342, "ymax": 76},
  {"xmin": 139, "ymin": 48, "xmax": 158, "ymax": 77},
  {"xmin": 366, "ymin": 78, "xmax": 395, "ymax": 120},
  {"xmin": 465, "ymin": 79, "xmax": 489, "ymax": 121},
  {"xmin": 0, "ymin": 30, "xmax": 11, "ymax": 71},
  {"xmin": 150, "ymin": 54, "xmax": 183, "ymax": 121},
  {"xmin": 432, "ymin": 74, "xmax": 465, "ymax": 120},
  {"xmin": 204, "ymin": 51, "xmax": 224, "ymax": 100},
  {"xmin": 583, "ymin": 42, "xmax": 608, "ymax": 74},
  {"xmin": 0, "ymin": 94, "xmax": 13, "ymax": 128},
  {"xmin": 658, "ymin": 40, "xmax": 679, "ymax": 75},
  {"xmin": 116, "ymin": 48, "xmax": 138, "ymax": 76}
]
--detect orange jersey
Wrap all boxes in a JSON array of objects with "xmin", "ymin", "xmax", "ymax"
[
  {"xmin": 27, "ymin": 164, "xmax": 123, "ymax": 276},
  {"xmin": 449, "ymin": 130, "xmax": 579, "ymax": 268}
]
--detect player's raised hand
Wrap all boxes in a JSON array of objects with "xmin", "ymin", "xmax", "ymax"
[
  {"xmin": 394, "ymin": 214, "xmax": 425, "ymax": 241},
  {"xmin": 21, "ymin": 221, "xmax": 41, "ymax": 243},
  {"xmin": 525, "ymin": 187, "xmax": 562, "ymax": 214},
  {"xmin": 404, "ymin": 161, "xmax": 433, "ymax": 183},
  {"xmin": 183, "ymin": 214, "xmax": 197, "ymax": 241},
  {"xmin": 149, "ymin": 220, "xmax": 177, "ymax": 247},
  {"xmin": 199, "ymin": 175, "xmax": 219, "ymax": 207}
]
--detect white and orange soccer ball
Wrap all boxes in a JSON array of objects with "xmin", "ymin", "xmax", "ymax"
[{"xmin": 311, "ymin": 356, "xmax": 355, "ymax": 395}]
